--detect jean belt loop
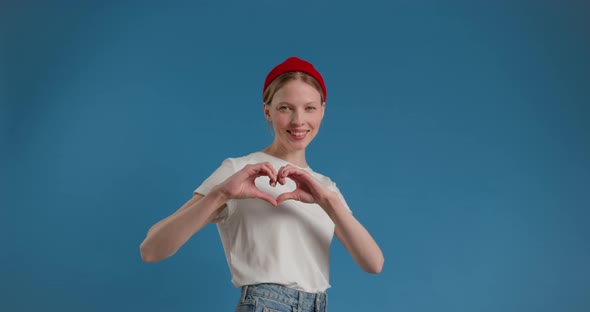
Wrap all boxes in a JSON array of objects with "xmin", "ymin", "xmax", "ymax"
[
  {"xmin": 240, "ymin": 285, "xmax": 249, "ymax": 303},
  {"xmin": 317, "ymin": 291, "xmax": 326, "ymax": 312},
  {"xmin": 298, "ymin": 290, "xmax": 304, "ymax": 312},
  {"xmin": 314, "ymin": 293, "xmax": 319, "ymax": 312}
]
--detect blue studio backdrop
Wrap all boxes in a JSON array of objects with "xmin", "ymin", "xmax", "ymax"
[{"xmin": 1, "ymin": 1, "xmax": 589, "ymax": 311}]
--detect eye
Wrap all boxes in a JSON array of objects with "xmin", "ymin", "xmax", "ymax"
[
  {"xmin": 306, "ymin": 106, "xmax": 317, "ymax": 110},
  {"xmin": 278, "ymin": 106, "xmax": 290, "ymax": 111}
]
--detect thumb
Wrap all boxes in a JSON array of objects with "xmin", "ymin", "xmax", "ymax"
[
  {"xmin": 276, "ymin": 191, "xmax": 298, "ymax": 204},
  {"xmin": 253, "ymin": 190, "xmax": 278, "ymax": 207}
]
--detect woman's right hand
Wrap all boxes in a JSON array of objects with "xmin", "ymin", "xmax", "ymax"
[{"xmin": 217, "ymin": 162, "xmax": 279, "ymax": 206}]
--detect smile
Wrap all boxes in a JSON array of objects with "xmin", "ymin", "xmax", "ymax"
[{"xmin": 287, "ymin": 130, "xmax": 310, "ymax": 140}]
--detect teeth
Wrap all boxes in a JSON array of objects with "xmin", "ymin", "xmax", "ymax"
[{"xmin": 290, "ymin": 131, "xmax": 307, "ymax": 136}]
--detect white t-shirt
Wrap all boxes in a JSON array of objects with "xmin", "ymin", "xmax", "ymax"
[{"xmin": 194, "ymin": 151, "xmax": 351, "ymax": 293}]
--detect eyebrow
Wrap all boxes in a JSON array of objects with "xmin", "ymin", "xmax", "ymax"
[{"xmin": 276, "ymin": 101, "xmax": 319, "ymax": 106}]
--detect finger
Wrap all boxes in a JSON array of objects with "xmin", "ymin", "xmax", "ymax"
[
  {"xmin": 281, "ymin": 168, "xmax": 324, "ymax": 197},
  {"xmin": 262, "ymin": 162, "xmax": 277, "ymax": 185},
  {"xmin": 277, "ymin": 165, "xmax": 290, "ymax": 185},
  {"xmin": 276, "ymin": 191, "xmax": 298, "ymax": 204},
  {"xmin": 251, "ymin": 163, "xmax": 275, "ymax": 181},
  {"xmin": 253, "ymin": 189, "xmax": 278, "ymax": 206},
  {"xmin": 281, "ymin": 167, "xmax": 313, "ymax": 184},
  {"xmin": 278, "ymin": 166, "xmax": 300, "ymax": 184},
  {"xmin": 249, "ymin": 162, "xmax": 276, "ymax": 184}
]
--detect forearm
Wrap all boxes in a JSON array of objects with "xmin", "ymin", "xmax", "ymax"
[
  {"xmin": 140, "ymin": 187, "xmax": 227, "ymax": 262},
  {"xmin": 321, "ymin": 194, "xmax": 384, "ymax": 274}
]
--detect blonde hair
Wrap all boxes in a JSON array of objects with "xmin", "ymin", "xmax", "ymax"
[{"xmin": 263, "ymin": 72, "xmax": 325, "ymax": 105}]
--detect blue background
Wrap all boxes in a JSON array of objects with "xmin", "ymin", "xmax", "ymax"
[{"xmin": 1, "ymin": 1, "xmax": 589, "ymax": 311}]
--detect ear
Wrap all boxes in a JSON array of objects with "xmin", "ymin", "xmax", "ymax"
[
  {"xmin": 263, "ymin": 102, "xmax": 272, "ymax": 121},
  {"xmin": 320, "ymin": 101, "xmax": 326, "ymax": 119}
]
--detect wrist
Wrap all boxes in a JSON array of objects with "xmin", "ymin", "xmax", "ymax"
[
  {"xmin": 318, "ymin": 191, "xmax": 340, "ymax": 213},
  {"xmin": 210, "ymin": 184, "xmax": 231, "ymax": 202}
]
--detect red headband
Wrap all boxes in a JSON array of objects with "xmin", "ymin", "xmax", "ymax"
[{"xmin": 263, "ymin": 56, "xmax": 327, "ymax": 101}]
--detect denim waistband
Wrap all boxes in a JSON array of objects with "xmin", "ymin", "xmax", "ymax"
[{"xmin": 240, "ymin": 283, "xmax": 327, "ymax": 311}]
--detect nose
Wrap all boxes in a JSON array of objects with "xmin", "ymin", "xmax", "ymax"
[{"xmin": 291, "ymin": 111, "xmax": 304, "ymax": 125}]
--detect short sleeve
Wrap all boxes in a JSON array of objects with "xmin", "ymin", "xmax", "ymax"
[
  {"xmin": 329, "ymin": 182, "xmax": 352, "ymax": 214},
  {"xmin": 194, "ymin": 158, "xmax": 237, "ymax": 223},
  {"xmin": 194, "ymin": 158, "xmax": 236, "ymax": 196}
]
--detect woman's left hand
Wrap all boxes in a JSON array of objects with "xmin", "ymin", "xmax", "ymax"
[
  {"xmin": 275, "ymin": 164, "xmax": 333, "ymax": 206},
  {"xmin": 276, "ymin": 165, "xmax": 385, "ymax": 274}
]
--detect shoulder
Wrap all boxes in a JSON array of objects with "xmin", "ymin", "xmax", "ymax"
[
  {"xmin": 310, "ymin": 168, "xmax": 351, "ymax": 211},
  {"xmin": 309, "ymin": 169, "xmax": 337, "ymax": 190},
  {"xmin": 219, "ymin": 152, "xmax": 266, "ymax": 169}
]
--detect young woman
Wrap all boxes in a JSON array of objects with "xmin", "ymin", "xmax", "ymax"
[{"xmin": 140, "ymin": 56, "xmax": 384, "ymax": 312}]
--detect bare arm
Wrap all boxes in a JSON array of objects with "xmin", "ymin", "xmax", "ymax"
[
  {"xmin": 273, "ymin": 165, "xmax": 384, "ymax": 274},
  {"xmin": 139, "ymin": 162, "xmax": 279, "ymax": 263},
  {"xmin": 323, "ymin": 194, "xmax": 384, "ymax": 274},
  {"xmin": 139, "ymin": 187, "xmax": 227, "ymax": 263}
]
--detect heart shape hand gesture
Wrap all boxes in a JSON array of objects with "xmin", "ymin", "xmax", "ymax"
[
  {"xmin": 274, "ymin": 164, "xmax": 329, "ymax": 206},
  {"xmin": 218, "ymin": 162, "xmax": 331, "ymax": 207}
]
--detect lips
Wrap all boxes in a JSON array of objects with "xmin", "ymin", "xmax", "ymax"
[
  {"xmin": 287, "ymin": 129, "xmax": 310, "ymax": 140},
  {"xmin": 287, "ymin": 130, "xmax": 309, "ymax": 136}
]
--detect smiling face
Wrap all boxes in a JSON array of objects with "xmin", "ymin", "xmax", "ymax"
[{"xmin": 264, "ymin": 76, "xmax": 325, "ymax": 153}]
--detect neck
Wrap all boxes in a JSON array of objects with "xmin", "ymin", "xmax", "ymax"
[{"xmin": 262, "ymin": 143, "xmax": 308, "ymax": 167}]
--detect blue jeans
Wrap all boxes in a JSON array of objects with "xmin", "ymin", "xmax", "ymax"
[{"xmin": 234, "ymin": 283, "xmax": 328, "ymax": 312}]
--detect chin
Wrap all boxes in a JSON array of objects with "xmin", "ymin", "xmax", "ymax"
[
  {"xmin": 283, "ymin": 141, "xmax": 309, "ymax": 151},
  {"xmin": 278, "ymin": 133, "xmax": 316, "ymax": 150}
]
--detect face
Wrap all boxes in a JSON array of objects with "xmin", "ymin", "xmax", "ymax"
[{"xmin": 264, "ymin": 79, "xmax": 325, "ymax": 152}]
